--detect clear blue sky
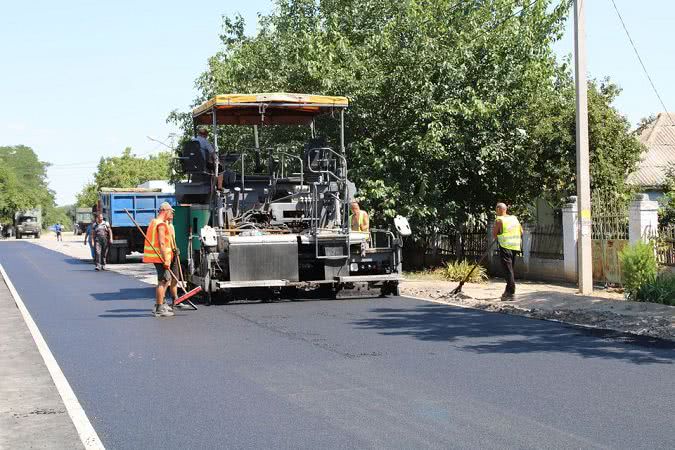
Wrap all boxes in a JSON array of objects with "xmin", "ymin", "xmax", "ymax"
[{"xmin": 1, "ymin": 0, "xmax": 673, "ymax": 205}]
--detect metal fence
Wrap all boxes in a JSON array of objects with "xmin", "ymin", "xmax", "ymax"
[
  {"xmin": 656, "ymin": 225, "xmax": 675, "ymax": 266},
  {"xmin": 425, "ymin": 224, "xmax": 489, "ymax": 262},
  {"xmin": 591, "ymin": 214, "xmax": 629, "ymax": 240},
  {"xmin": 528, "ymin": 225, "xmax": 564, "ymax": 260}
]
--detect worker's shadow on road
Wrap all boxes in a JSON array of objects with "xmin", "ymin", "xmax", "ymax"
[
  {"xmin": 99, "ymin": 308, "xmax": 153, "ymax": 318},
  {"xmin": 62, "ymin": 257, "xmax": 91, "ymax": 265},
  {"xmin": 91, "ymin": 287, "xmax": 155, "ymax": 301},
  {"xmin": 352, "ymin": 303, "xmax": 675, "ymax": 365}
]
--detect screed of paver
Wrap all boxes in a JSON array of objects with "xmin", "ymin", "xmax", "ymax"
[{"xmin": 0, "ymin": 277, "xmax": 84, "ymax": 450}]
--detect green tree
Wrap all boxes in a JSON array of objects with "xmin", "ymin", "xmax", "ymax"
[
  {"xmin": 0, "ymin": 145, "xmax": 59, "ymax": 227},
  {"xmin": 172, "ymin": 0, "xmax": 642, "ymax": 235},
  {"xmin": 75, "ymin": 148, "xmax": 173, "ymax": 207}
]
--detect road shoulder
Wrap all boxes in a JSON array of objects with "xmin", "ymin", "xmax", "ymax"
[{"xmin": 0, "ymin": 270, "xmax": 85, "ymax": 449}]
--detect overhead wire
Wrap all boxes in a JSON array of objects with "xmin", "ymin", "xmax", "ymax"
[{"xmin": 608, "ymin": 0, "xmax": 674, "ymax": 126}]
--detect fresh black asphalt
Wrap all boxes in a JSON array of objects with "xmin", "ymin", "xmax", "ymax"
[{"xmin": 1, "ymin": 242, "xmax": 674, "ymax": 449}]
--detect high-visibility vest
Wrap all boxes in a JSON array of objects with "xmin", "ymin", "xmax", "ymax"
[
  {"xmin": 143, "ymin": 218, "xmax": 174, "ymax": 264},
  {"xmin": 350, "ymin": 210, "xmax": 369, "ymax": 232},
  {"xmin": 496, "ymin": 215, "xmax": 522, "ymax": 251}
]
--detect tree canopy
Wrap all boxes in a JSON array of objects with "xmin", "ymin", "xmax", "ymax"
[
  {"xmin": 75, "ymin": 148, "xmax": 173, "ymax": 207},
  {"xmin": 0, "ymin": 145, "xmax": 68, "ymax": 227},
  {"xmin": 171, "ymin": 0, "xmax": 643, "ymax": 233}
]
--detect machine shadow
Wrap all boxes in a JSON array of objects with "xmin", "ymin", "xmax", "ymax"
[{"xmin": 352, "ymin": 303, "xmax": 675, "ymax": 365}]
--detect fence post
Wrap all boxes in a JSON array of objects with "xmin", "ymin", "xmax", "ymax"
[
  {"xmin": 629, "ymin": 193, "xmax": 659, "ymax": 243},
  {"xmin": 562, "ymin": 196, "xmax": 578, "ymax": 283}
]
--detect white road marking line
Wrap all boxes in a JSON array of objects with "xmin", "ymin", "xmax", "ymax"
[{"xmin": 0, "ymin": 264, "xmax": 105, "ymax": 449}]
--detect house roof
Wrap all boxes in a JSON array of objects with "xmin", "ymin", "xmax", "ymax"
[{"xmin": 628, "ymin": 112, "xmax": 675, "ymax": 189}]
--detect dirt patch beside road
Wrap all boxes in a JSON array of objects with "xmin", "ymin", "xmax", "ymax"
[{"xmin": 401, "ymin": 279, "xmax": 675, "ymax": 341}]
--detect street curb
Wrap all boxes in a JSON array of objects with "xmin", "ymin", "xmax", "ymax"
[{"xmin": 0, "ymin": 264, "xmax": 105, "ymax": 449}]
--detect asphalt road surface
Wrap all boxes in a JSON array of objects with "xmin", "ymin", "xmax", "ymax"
[{"xmin": 1, "ymin": 242, "xmax": 674, "ymax": 449}]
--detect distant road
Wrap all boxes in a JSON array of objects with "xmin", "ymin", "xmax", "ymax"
[{"xmin": 1, "ymin": 242, "xmax": 673, "ymax": 449}]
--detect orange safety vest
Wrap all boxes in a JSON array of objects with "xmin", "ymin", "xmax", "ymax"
[{"xmin": 143, "ymin": 218, "xmax": 175, "ymax": 264}]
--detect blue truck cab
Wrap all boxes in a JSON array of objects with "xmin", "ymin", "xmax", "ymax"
[{"xmin": 98, "ymin": 190, "xmax": 176, "ymax": 264}]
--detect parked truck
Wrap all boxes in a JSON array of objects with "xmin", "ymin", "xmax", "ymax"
[
  {"xmin": 97, "ymin": 189, "xmax": 175, "ymax": 264},
  {"xmin": 73, "ymin": 207, "xmax": 93, "ymax": 235},
  {"xmin": 14, "ymin": 208, "xmax": 42, "ymax": 239}
]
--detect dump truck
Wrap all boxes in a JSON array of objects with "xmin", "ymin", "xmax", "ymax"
[
  {"xmin": 74, "ymin": 207, "xmax": 93, "ymax": 235},
  {"xmin": 174, "ymin": 93, "xmax": 411, "ymax": 303},
  {"xmin": 14, "ymin": 208, "xmax": 42, "ymax": 239},
  {"xmin": 97, "ymin": 189, "xmax": 176, "ymax": 263}
]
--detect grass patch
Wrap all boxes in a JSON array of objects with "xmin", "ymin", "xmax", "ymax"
[{"xmin": 442, "ymin": 260, "xmax": 488, "ymax": 283}]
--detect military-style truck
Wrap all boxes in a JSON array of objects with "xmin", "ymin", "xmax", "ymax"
[
  {"xmin": 174, "ymin": 93, "xmax": 411, "ymax": 303},
  {"xmin": 14, "ymin": 208, "xmax": 42, "ymax": 239},
  {"xmin": 74, "ymin": 207, "xmax": 93, "ymax": 235}
]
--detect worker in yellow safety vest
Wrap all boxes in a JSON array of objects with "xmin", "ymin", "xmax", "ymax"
[
  {"xmin": 350, "ymin": 200, "xmax": 370, "ymax": 233},
  {"xmin": 143, "ymin": 202, "xmax": 179, "ymax": 318},
  {"xmin": 492, "ymin": 202, "xmax": 522, "ymax": 301}
]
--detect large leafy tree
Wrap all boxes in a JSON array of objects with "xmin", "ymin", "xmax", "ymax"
[
  {"xmin": 172, "ymin": 0, "xmax": 642, "ymax": 235},
  {"xmin": 0, "ymin": 145, "xmax": 64, "ymax": 226},
  {"xmin": 75, "ymin": 148, "xmax": 173, "ymax": 207}
]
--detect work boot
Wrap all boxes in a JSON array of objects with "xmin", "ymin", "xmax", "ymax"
[
  {"xmin": 153, "ymin": 303, "xmax": 175, "ymax": 318},
  {"xmin": 500, "ymin": 292, "xmax": 515, "ymax": 301}
]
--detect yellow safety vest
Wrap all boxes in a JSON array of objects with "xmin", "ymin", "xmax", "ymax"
[
  {"xmin": 350, "ymin": 210, "xmax": 369, "ymax": 232},
  {"xmin": 496, "ymin": 215, "xmax": 522, "ymax": 251}
]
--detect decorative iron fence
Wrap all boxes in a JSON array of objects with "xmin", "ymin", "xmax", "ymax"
[
  {"xmin": 528, "ymin": 225, "xmax": 563, "ymax": 260},
  {"xmin": 591, "ymin": 214, "xmax": 629, "ymax": 240},
  {"xmin": 425, "ymin": 224, "xmax": 489, "ymax": 261}
]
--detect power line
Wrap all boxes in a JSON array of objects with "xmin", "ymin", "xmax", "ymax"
[{"xmin": 609, "ymin": 0, "xmax": 674, "ymax": 126}]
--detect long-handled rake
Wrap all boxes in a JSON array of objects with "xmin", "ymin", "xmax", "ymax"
[{"xmin": 449, "ymin": 239, "xmax": 497, "ymax": 296}]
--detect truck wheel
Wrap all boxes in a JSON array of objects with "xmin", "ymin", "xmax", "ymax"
[
  {"xmin": 36, "ymin": 232, "xmax": 40, "ymax": 239},
  {"xmin": 108, "ymin": 249, "xmax": 118, "ymax": 264},
  {"xmin": 116, "ymin": 247, "xmax": 127, "ymax": 264},
  {"xmin": 16, "ymin": 234, "xmax": 21, "ymax": 240}
]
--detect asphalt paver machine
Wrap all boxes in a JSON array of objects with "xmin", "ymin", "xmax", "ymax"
[{"xmin": 175, "ymin": 93, "xmax": 411, "ymax": 303}]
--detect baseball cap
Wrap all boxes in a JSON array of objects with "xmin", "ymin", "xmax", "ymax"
[{"xmin": 159, "ymin": 202, "xmax": 174, "ymax": 212}]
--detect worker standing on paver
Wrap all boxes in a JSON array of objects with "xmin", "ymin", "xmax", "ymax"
[
  {"xmin": 90, "ymin": 213, "xmax": 113, "ymax": 271},
  {"xmin": 143, "ymin": 202, "xmax": 178, "ymax": 318},
  {"xmin": 492, "ymin": 202, "xmax": 522, "ymax": 301},
  {"xmin": 350, "ymin": 200, "xmax": 369, "ymax": 232}
]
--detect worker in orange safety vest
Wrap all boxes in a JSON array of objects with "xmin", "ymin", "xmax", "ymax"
[{"xmin": 143, "ymin": 202, "xmax": 179, "ymax": 318}]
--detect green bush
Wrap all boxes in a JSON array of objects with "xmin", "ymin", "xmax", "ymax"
[
  {"xmin": 635, "ymin": 274, "xmax": 675, "ymax": 305},
  {"xmin": 619, "ymin": 241, "xmax": 658, "ymax": 300},
  {"xmin": 443, "ymin": 260, "xmax": 487, "ymax": 283}
]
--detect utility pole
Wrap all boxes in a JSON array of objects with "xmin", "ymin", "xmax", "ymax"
[{"xmin": 573, "ymin": 0, "xmax": 593, "ymax": 294}]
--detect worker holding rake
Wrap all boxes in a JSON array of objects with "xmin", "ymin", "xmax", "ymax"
[
  {"xmin": 143, "ymin": 202, "xmax": 179, "ymax": 317},
  {"xmin": 492, "ymin": 203, "xmax": 523, "ymax": 301}
]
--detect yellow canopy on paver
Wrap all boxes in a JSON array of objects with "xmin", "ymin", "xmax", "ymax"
[{"xmin": 192, "ymin": 93, "xmax": 349, "ymax": 126}]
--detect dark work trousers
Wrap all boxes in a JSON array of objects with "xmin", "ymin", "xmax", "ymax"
[
  {"xmin": 94, "ymin": 236, "xmax": 109, "ymax": 269},
  {"xmin": 499, "ymin": 246, "xmax": 518, "ymax": 295}
]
